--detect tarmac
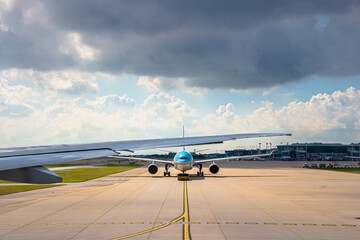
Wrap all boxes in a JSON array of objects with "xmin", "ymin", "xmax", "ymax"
[{"xmin": 0, "ymin": 161, "xmax": 359, "ymax": 239}]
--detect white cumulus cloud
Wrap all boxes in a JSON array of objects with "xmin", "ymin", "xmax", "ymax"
[
  {"xmin": 194, "ymin": 87, "xmax": 360, "ymax": 143},
  {"xmin": 1, "ymin": 85, "xmax": 360, "ymax": 148},
  {"xmin": 138, "ymin": 76, "xmax": 207, "ymax": 96},
  {"xmin": 1, "ymin": 68, "xmax": 117, "ymax": 95},
  {"xmin": 0, "ymin": 89, "xmax": 197, "ymax": 147},
  {"xmin": 0, "ymin": 77, "xmax": 37, "ymax": 117}
]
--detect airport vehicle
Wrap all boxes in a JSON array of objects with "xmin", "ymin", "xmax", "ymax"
[
  {"xmin": 0, "ymin": 132, "xmax": 290, "ymax": 183},
  {"xmin": 311, "ymin": 163, "xmax": 318, "ymax": 168},
  {"xmin": 177, "ymin": 173, "xmax": 190, "ymax": 180},
  {"xmin": 319, "ymin": 163, "xmax": 327, "ymax": 168},
  {"xmin": 302, "ymin": 163, "xmax": 309, "ymax": 168},
  {"xmin": 281, "ymin": 156, "xmax": 291, "ymax": 161}
]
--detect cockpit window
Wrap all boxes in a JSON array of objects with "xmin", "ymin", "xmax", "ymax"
[{"xmin": 180, "ymin": 156, "xmax": 187, "ymax": 159}]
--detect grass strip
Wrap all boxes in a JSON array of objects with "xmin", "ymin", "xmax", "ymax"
[
  {"xmin": 53, "ymin": 164, "xmax": 140, "ymax": 183},
  {"xmin": 44, "ymin": 164, "xmax": 88, "ymax": 168},
  {"xmin": 0, "ymin": 180, "xmax": 12, "ymax": 183},
  {"xmin": 0, "ymin": 184, "xmax": 64, "ymax": 196}
]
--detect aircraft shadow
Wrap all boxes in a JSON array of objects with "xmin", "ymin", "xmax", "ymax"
[
  {"xmin": 187, "ymin": 175, "xmax": 205, "ymax": 181},
  {"xmin": 189, "ymin": 175, "xmax": 282, "ymax": 179}
]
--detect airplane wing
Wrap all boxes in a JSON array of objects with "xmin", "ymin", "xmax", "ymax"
[
  {"xmin": 0, "ymin": 133, "xmax": 290, "ymax": 183},
  {"xmin": 108, "ymin": 156, "xmax": 174, "ymax": 164},
  {"xmin": 343, "ymin": 156, "xmax": 360, "ymax": 159},
  {"xmin": 194, "ymin": 151, "xmax": 274, "ymax": 164}
]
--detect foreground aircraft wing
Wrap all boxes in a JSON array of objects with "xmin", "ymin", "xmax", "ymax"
[
  {"xmin": 0, "ymin": 133, "xmax": 290, "ymax": 183},
  {"xmin": 194, "ymin": 151, "xmax": 274, "ymax": 164}
]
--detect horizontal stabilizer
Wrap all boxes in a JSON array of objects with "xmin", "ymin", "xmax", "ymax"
[{"xmin": 0, "ymin": 166, "xmax": 62, "ymax": 184}]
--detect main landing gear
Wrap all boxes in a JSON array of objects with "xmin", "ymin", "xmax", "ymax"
[
  {"xmin": 197, "ymin": 164, "xmax": 204, "ymax": 177},
  {"xmin": 164, "ymin": 164, "xmax": 171, "ymax": 177}
]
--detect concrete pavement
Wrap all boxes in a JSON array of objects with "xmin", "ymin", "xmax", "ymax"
[{"xmin": 0, "ymin": 162, "xmax": 359, "ymax": 239}]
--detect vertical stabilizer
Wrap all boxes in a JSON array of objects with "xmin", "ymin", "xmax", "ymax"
[{"xmin": 182, "ymin": 125, "xmax": 185, "ymax": 150}]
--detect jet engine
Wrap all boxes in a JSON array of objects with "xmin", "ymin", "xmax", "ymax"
[
  {"xmin": 209, "ymin": 163, "xmax": 219, "ymax": 174},
  {"xmin": 148, "ymin": 164, "xmax": 158, "ymax": 174}
]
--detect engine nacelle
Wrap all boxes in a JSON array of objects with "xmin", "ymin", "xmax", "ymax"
[
  {"xmin": 148, "ymin": 164, "xmax": 158, "ymax": 174},
  {"xmin": 209, "ymin": 163, "xmax": 219, "ymax": 174}
]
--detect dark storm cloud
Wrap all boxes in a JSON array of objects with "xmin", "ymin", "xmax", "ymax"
[{"xmin": 1, "ymin": 0, "xmax": 360, "ymax": 89}]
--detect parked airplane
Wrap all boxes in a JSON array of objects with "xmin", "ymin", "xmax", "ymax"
[
  {"xmin": 0, "ymin": 132, "xmax": 291, "ymax": 183},
  {"xmin": 112, "ymin": 150, "xmax": 274, "ymax": 177}
]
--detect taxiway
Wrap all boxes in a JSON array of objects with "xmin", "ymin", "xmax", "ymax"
[{"xmin": 0, "ymin": 161, "xmax": 359, "ymax": 239}]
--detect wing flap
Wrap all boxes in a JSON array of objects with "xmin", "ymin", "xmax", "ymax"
[{"xmin": 0, "ymin": 149, "xmax": 114, "ymax": 171}]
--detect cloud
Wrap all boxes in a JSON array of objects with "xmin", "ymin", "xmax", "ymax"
[
  {"xmin": 0, "ymin": 0, "xmax": 15, "ymax": 11},
  {"xmin": 59, "ymin": 32, "xmax": 99, "ymax": 61},
  {"xmin": 0, "ymin": 88, "xmax": 196, "ymax": 147},
  {"xmin": 0, "ymin": 68, "xmax": 116, "ymax": 95},
  {"xmin": 0, "ymin": 77, "xmax": 36, "ymax": 117},
  {"xmin": 193, "ymin": 87, "xmax": 360, "ymax": 142},
  {"xmin": 1, "ymin": 1, "xmax": 360, "ymax": 90},
  {"xmin": 131, "ymin": 93, "xmax": 196, "ymax": 135},
  {"xmin": 1, "ymin": 85, "xmax": 360, "ymax": 147},
  {"xmin": 137, "ymin": 76, "xmax": 207, "ymax": 96}
]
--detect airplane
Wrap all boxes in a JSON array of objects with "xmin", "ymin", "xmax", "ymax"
[
  {"xmin": 0, "ymin": 132, "xmax": 291, "ymax": 184},
  {"xmin": 111, "ymin": 149, "xmax": 274, "ymax": 177},
  {"xmin": 344, "ymin": 155, "xmax": 360, "ymax": 159}
]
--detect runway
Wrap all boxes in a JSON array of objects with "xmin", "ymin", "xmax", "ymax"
[{"xmin": 0, "ymin": 162, "xmax": 360, "ymax": 240}]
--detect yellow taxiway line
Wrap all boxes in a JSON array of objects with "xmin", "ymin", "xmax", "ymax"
[
  {"xmin": 183, "ymin": 181, "xmax": 191, "ymax": 240},
  {"xmin": 112, "ymin": 181, "xmax": 192, "ymax": 240}
]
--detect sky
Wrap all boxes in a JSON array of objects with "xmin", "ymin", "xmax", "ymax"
[{"xmin": 1, "ymin": 0, "xmax": 360, "ymax": 151}]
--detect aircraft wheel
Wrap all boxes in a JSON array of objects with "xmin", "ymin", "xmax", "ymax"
[
  {"xmin": 197, "ymin": 172, "xmax": 200, "ymax": 176},
  {"xmin": 201, "ymin": 172, "xmax": 204, "ymax": 176},
  {"xmin": 164, "ymin": 172, "xmax": 166, "ymax": 176}
]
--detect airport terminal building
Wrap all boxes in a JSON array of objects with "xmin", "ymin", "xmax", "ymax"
[{"xmin": 225, "ymin": 142, "xmax": 360, "ymax": 160}]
